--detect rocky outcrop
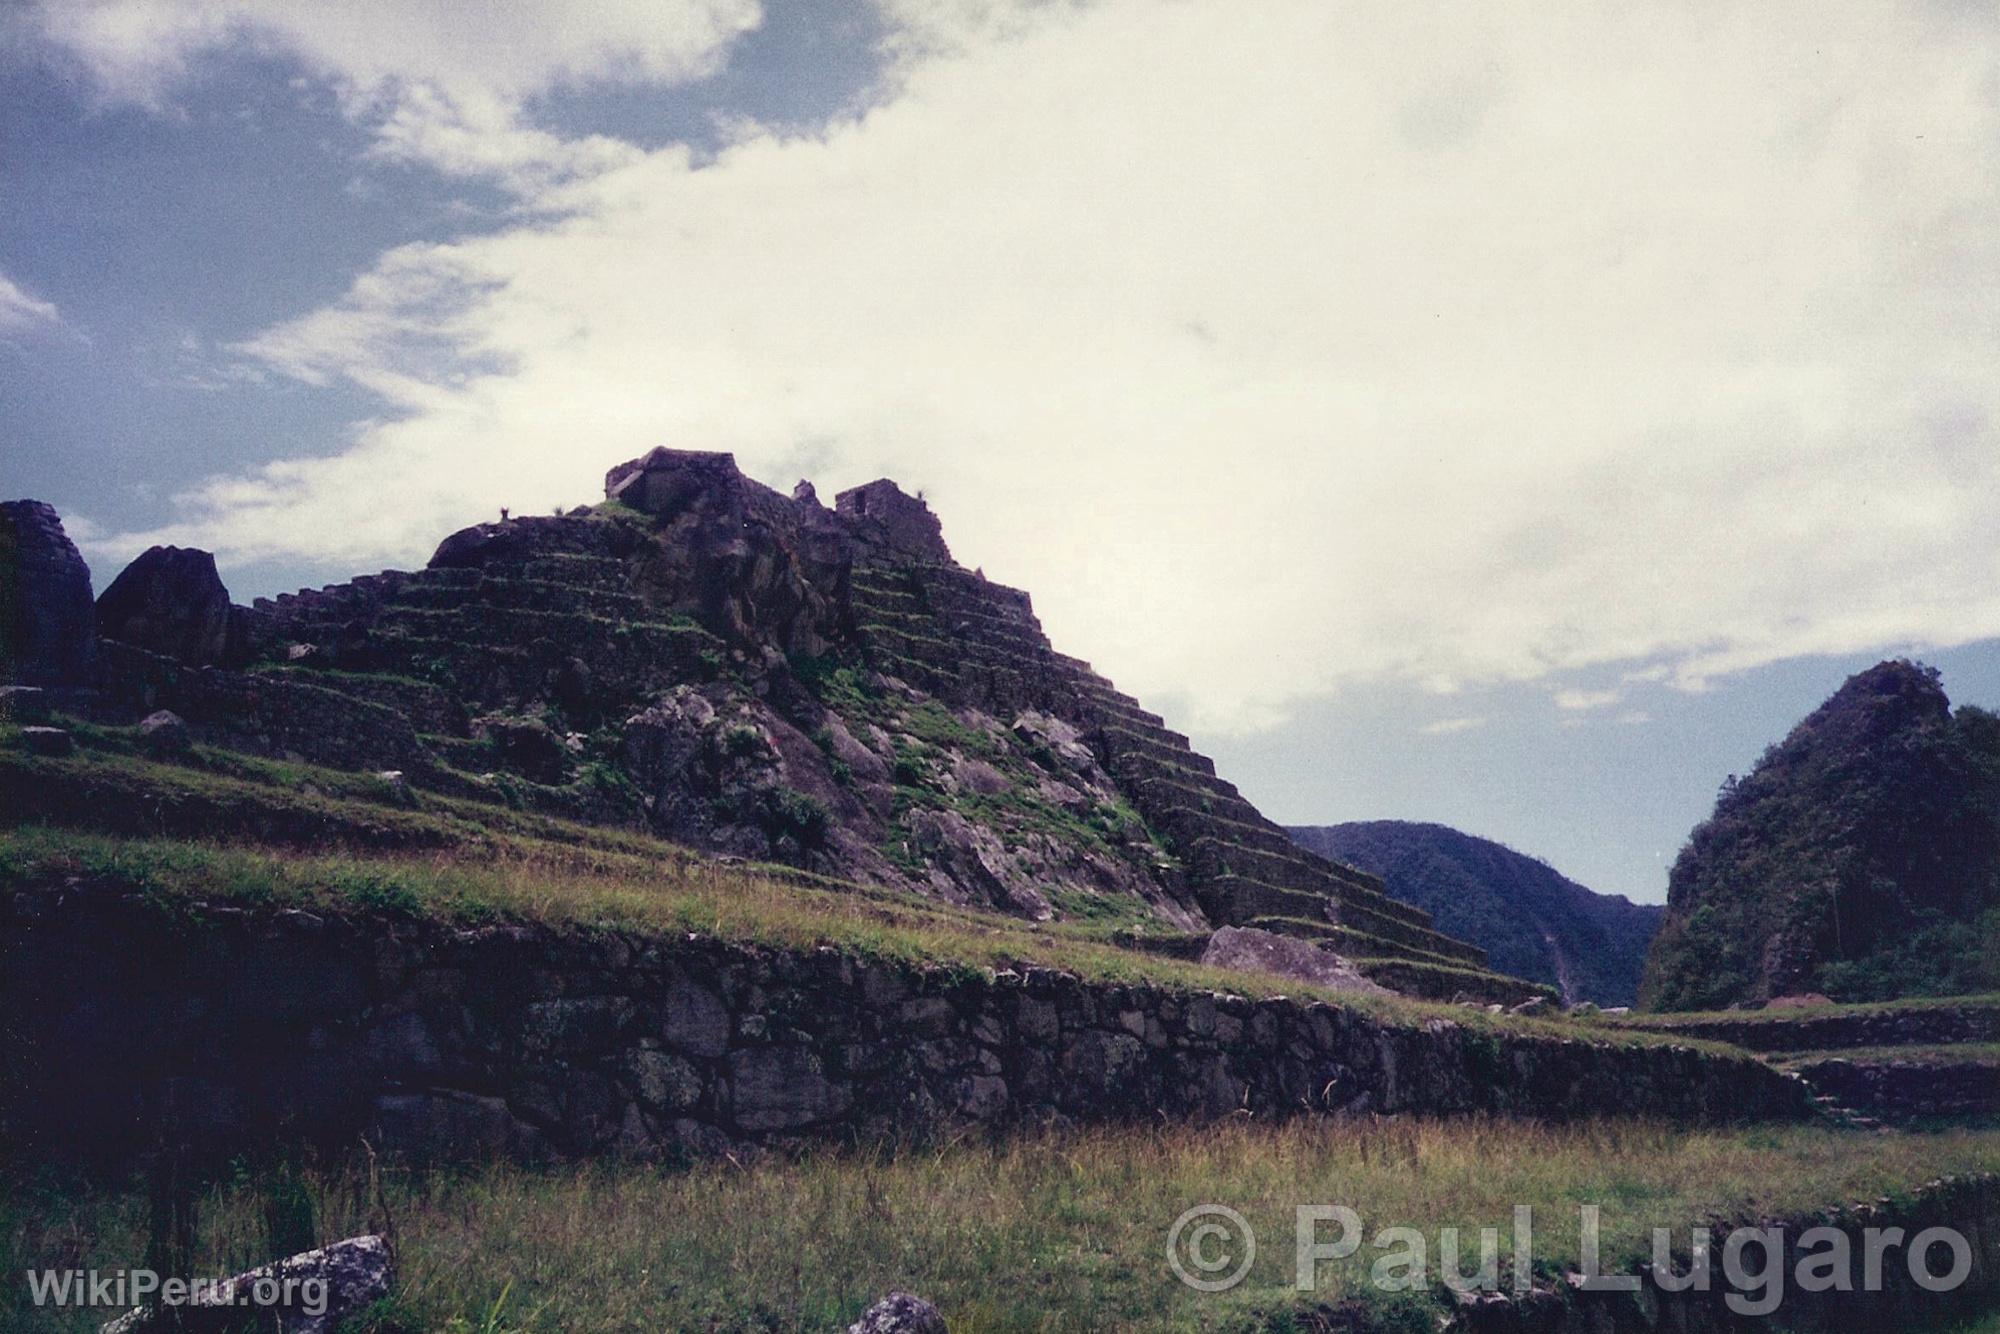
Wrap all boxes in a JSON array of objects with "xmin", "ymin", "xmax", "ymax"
[
  {"xmin": 609, "ymin": 446, "xmax": 851, "ymax": 657},
  {"xmin": 0, "ymin": 499, "xmax": 96, "ymax": 685},
  {"xmin": 0, "ymin": 885, "xmax": 1810, "ymax": 1170},
  {"xmin": 95, "ymin": 545, "xmax": 246, "ymax": 667},
  {"xmin": 1642, "ymin": 660, "xmax": 2000, "ymax": 1010},
  {"xmin": 7, "ymin": 453, "xmax": 1534, "ymax": 1001}
]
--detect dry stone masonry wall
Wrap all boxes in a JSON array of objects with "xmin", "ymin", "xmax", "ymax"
[{"xmin": 1, "ymin": 885, "xmax": 1806, "ymax": 1169}]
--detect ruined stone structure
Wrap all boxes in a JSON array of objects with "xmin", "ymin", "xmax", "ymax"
[{"xmin": 4, "ymin": 452, "xmax": 1536, "ymax": 1002}]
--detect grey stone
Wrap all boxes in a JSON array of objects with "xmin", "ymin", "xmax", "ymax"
[
  {"xmin": 662, "ymin": 976, "xmax": 733, "ymax": 1057},
  {"xmin": 847, "ymin": 1291, "xmax": 948, "ymax": 1334},
  {"xmin": 728, "ymin": 1045, "xmax": 850, "ymax": 1130},
  {"xmin": 21, "ymin": 725, "xmax": 73, "ymax": 757},
  {"xmin": 102, "ymin": 1234, "xmax": 391, "ymax": 1334},
  {"xmin": 954, "ymin": 1074, "xmax": 1009, "ymax": 1119},
  {"xmin": 628, "ymin": 1049, "xmax": 705, "ymax": 1112},
  {"xmin": 136, "ymin": 709, "xmax": 191, "ymax": 757}
]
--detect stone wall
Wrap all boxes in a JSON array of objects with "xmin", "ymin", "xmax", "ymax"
[
  {"xmin": 97, "ymin": 640, "xmax": 433, "ymax": 773},
  {"xmin": 1, "ymin": 883, "xmax": 1809, "ymax": 1170},
  {"xmin": 1787, "ymin": 1053, "xmax": 2000, "ymax": 1123},
  {"xmin": 1449, "ymin": 1174, "xmax": 2000, "ymax": 1334},
  {"xmin": 1612, "ymin": 1002, "xmax": 2000, "ymax": 1053}
]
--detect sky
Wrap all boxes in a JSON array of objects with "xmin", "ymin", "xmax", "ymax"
[{"xmin": 4, "ymin": 0, "xmax": 2000, "ymax": 904}]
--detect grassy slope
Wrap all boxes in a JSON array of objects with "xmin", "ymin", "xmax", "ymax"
[
  {"xmin": 0, "ymin": 728, "xmax": 1724, "ymax": 1051},
  {"xmin": 1771, "ymin": 1043, "xmax": 2000, "ymax": 1069},
  {"xmin": 0, "ymin": 824, "xmax": 1722, "ymax": 1056},
  {"xmin": 5, "ymin": 1120, "xmax": 1998, "ymax": 1332},
  {"xmin": 1607, "ymin": 994, "xmax": 2000, "ymax": 1030}
]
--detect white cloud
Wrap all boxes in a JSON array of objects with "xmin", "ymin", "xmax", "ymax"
[
  {"xmin": 0, "ymin": 271, "xmax": 61, "ymax": 332},
  {"xmin": 1420, "ymin": 717, "xmax": 1487, "ymax": 737},
  {"xmin": 1554, "ymin": 689, "xmax": 1622, "ymax": 712},
  {"xmin": 25, "ymin": 0, "xmax": 760, "ymax": 183},
  {"xmin": 72, "ymin": 0, "xmax": 2000, "ymax": 733}
]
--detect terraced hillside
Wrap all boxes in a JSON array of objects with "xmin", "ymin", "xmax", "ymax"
[
  {"xmin": 2, "ymin": 451, "xmax": 1541, "ymax": 1004},
  {"xmin": 1609, "ymin": 995, "xmax": 2000, "ymax": 1128},
  {"xmin": 839, "ymin": 553, "xmax": 1522, "ymax": 1002}
]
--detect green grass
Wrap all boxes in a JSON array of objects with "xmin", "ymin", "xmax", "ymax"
[
  {"xmin": 6, "ymin": 1118, "xmax": 1997, "ymax": 1332},
  {"xmin": 1772, "ymin": 1043, "xmax": 2000, "ymax": 1069},
  {"xmin": 1611, "ymin": 993, "xmax": 2000, "ymax": 1028},
  {"xmin": 0, "ymin": 825, "xmax": 1741, "ymax": 1055},
  {"xmin": 0, "ymin": 730, "xmax": 810, "ymax": 873}
]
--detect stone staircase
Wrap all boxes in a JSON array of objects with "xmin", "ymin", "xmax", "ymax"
[{"xmin": 847, "ymin": 557, "xmax": 1545, "ymax": 1003}]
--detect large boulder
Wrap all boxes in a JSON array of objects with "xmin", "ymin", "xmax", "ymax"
[
  {"xmin": 606, "ymin": 446, "xmax": 747, "ymax": 520},
  {"xmin": 609, "ymin": 448, "xmax": 849, "ymax": 655},
  {"xmin": 21, "ymin": 725, "xmax": 74, "ymax": 757},
  {"xmin": 136, "ymin": 709, "xmax": 192, "ymax": 757},
  {"xmin": 0, "ymin": 499, "xmax": 97, "ymax": 686},
  {"xmin": 100, "ymin": 1234, "xmax": 392, "ymax": 1334},
  {"xmin": 95, "ymin": 545, "xmax": 243, "ymax": 667}
]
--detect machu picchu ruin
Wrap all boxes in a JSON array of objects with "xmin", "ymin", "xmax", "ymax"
[
  {"xmin": 5, "ymin": 453, "xmax": 1998, "ymax": 1333},
  {"xmin": 14, "ymin": 7, "xmax": 2000, "ymax": 1328},
  {"xmin": 4, "ymin": 448, "xmax": 1542, "ymax": 1007}
]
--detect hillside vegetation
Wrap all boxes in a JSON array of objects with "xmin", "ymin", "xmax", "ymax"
[
  {"xmin": 1642, "ymin": 661, "xmax": 2000, "ymax": 1012},
  {"xmin": 1288, "ymin": 822, "xmax": 1661, "ymax": 1007}
]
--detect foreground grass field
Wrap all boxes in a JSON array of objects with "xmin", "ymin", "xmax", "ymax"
[{"xmin": 6, "ymin": 1118, "xmax": 1998, "ymax": 1332}]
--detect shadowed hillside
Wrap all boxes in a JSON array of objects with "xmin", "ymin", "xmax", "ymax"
[
  {"xmin": 1641, "ymin": 660, "xmax": 2000, "ymax": 1012},
  {"xmin": 1288, "ymin": 821, "xmax": 1662, "ymax": 1006}
]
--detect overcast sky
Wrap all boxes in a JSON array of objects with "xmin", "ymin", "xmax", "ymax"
[{"xmin": 5, "ymin": 0, "xmax": 1999, "ymax": 902}]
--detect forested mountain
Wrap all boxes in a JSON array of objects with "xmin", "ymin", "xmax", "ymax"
[
  {"xmin": 1287, "ymin": 821, "xmax": 1662, "ymax": 1006},
  {"xmin": 1641, "ymin": 660, "xmax": 2000, "ymax": 1011}
]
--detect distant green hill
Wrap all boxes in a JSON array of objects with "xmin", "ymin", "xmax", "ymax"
[
  {"xmin": 1286, "ymin": 821, "xmax": 1663, "ymax": 1007},
  {"xmin": 1641, "ymin": 660, "xmax": 2000, "ymax": 1012}
]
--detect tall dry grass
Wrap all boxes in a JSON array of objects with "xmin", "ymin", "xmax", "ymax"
[{"xmin": 7, "ymin": 1118, "xmax": 1998, "ymax": 1332}]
